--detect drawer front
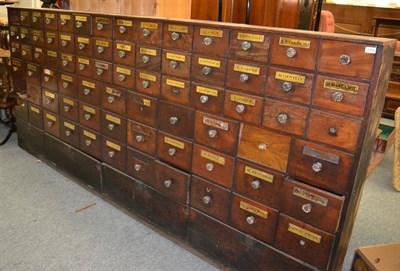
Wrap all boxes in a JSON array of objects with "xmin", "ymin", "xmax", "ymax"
[
  {"xmin": 19, "ymin": 27, "xmax": 32, "ymax": 44},
  {"xmin": 44, "ymin": 31, "xmax": 58, "ymax": 51},
  {"xmin": 10, "ymin": 42, "xmax": 21, "ymax": 59},
  {"xmin": 113, "ymin": 65, "xmax": 135, "ymax": 89},
  {"xmin": 79, "ymin": 103, "xmax": 100, "ymax": 132},
  {"xmin": 157, "ymin": 132, "xmax": 193, "ymax": 171},
  {"xmin": 190, "ymin": 176, "xmax": 231, "ymax": 223},
  {"xmin": 233, "ymin": 159, "xmax": 283, "ymax": 209},
  {"xmin": 32, "ymin": 30, "xmax": 44, "ymax": 47},
  {"xmin": 32, "ymin": 47, "xmax": 44, "ymax": 64},
  {"xmin": 386, "ymin": 99, "xmax": 400, "ymax": 113},
  {"xmin": 136, "ymin": 46, "xmax": 162, "ymax": 72},
  {"xmin": 127, "ymin": 120, "xmax": 157, "ymax": 156},
  {"xmin": 44, "ymin": 111, "xmax": 60, "ymax": 138},
  {"xmin": 101, "ymin": 110, "xmax": 127, "ymax": 143},
  {"xmin": 43, "ymin": 12, "xmax": 58, "ymax": 31},
  {"xmin": 193, "ymin": 26, "xmax": 229, "ymax": 57},
  {"xmin": 21, "ymin": 44, "xmax": 32, "ymax": 62},
  {"xmin": 15, "ymin": 99, "xmax": 29, "ymax": 122},
  {"xmin": 9, "ymin": 26, "xmax": 19, "ymax": 43},
  {"xmin": 114, "ymin": 18, "xmax": 136, "ymax": 41},
  {"xmin": 224, "ymin": 90, "xmax": 263, "ymax": 125},
  {"xmin": 59, "ymin": 13, "xmax": 73, "ymax": 33},
  {"xmin": 163, "ymin": 23, "xmax": 193, "ymax": 51},
  {"xmin": 190, "ymin": 83, "xmax": 225, "ymax": 115},
  {"xmin": 78, "ymin": 77, "xmax": 101, "ymax": 106},
  {"xmin": 102, "ymin": 137, "xmax": 126, "ymax": 172},
  {"xmin": 93, "ymin": 16, "xmax": 114, "ymax": 38},
  {"xmin": 79, "ymin": 127, "xmax": 102, "ymax": 160},
  {"xmin": 31, "ymin": 11, "xmax": 44, "ymax": 29},
  {"xmin": 319, "ymin": 40, "xmax": 375, "ymax": 79},
  {"xmin": 313, "ymin": 75, "xmax": 369, "ymax": 117},
  {"xmin": 230, "ymin": 194, "xmax": 278, "ymax": 245},
  {"xmin": 226, "ymin": 60, "xmax": 267, "ymax": 95},
  {"xmin": 262, "ymin": 99, "xmax": 309, "ymax": 137},
  {"xmin": 75, "ymin": 36, "xmax": 92, "ymax": 57},
  {"xmin": 191, "ymin": 54, "xmax": 227, "ymax": 86},
  {"xmin": 29, "ymin": 104, "xmax": 44, "ymax": 130},
  {"xmin": 287, "ymin": 139, "xmax": 353, "ymax": 195},
  {"xmin": 93, "ymin": 38, "xmax": 113, "ymax": 61},
  {"xmin": 275, "ymin": 214, "xmax": 335, "ymax": 270},
  {"xmin": 42, "ymin": 89, "xmax": 59, "ymax": 114},
  {"xmin": 136, "ymin": 70, "xmax": 161, "ymax": 97},
  {"xmin": 59, "ymin": 53, "xmax": 75, "ymax": 73},
  {"xmin": 73, "ymin": 14, "xmax": 92, "ymax": 35},
  {"xmin": 161, "ymin": 76, "xmax": 190, "ymax": 106},
  {"xmin": 229, "ymin": 30, "xmax": 270, "ymax": 63},
  {"xmin": 26, "ymin": 63, "xmax": 41, "ymax": 85},
  {"xmin": 101, "ymin": 85, "xmax": 126, "ymax": 115},
  {"xmin": 194, "ymin": 111, "xmax": 239, "ymax": 155},
  {"xmin": 126, "ymin": 148, "xmax": 156, "ymax": 185},
  {"xmin": 60, "ymin": 119, "xmax": 79, "ymax": 149},
  {"xmin": 307, "ymin": 110, "xmax": 362, "ymax": 153},
  {"xmin": 59, "ymin": 33, "xmax": 75, "ymax": 54},
  {"xmin": 191, "ymin": 144, "xmax": 234, "ymax": 188},
  {"xmin": 93, "ymin": 60, "xmax": 113, "ymax": 84},
  {"xmin": 266, "ymin": 67, "xmax": 313, "ymax": 105},
  {"xmin": 281, "ymin": 179, "xmax": 344, "ymax": 234},
  {"xmin": 19, "ymin": 10, "xmax": 31, "ymax": 26},
  {"xmin": 158, "ymin": 101, "xmax": 194, "ymax": 139},
  {"xmin": 136, "ymin": 20, "xmax": 162, "ymax": 46},
  {"xmin": 127, "ymin": 92, "xmax": 158, "ymax": 128},
  {"xmin": 41, "ymin": 68, "xmax": 57, "ymax": 90},
  {"xmin": 27, "ymin": 83, "xmax": 41, "ymax": 105},
  {"xmin": 76, "ymin": 56, "xmax": 93, "ymax": 78},
  {"xmin": 270, "ymin": 35, "xmax": 318, "ymax": 71},
  {"xmin": 162, "ymin": 50, "xmax": 191, "ymax": 79},
  {"xmin": 59, "ymin": 96, "xmax": 79, "ymax": 122},
  {"xmin": 58, "ymin": 73, "xmax": 77, "ymax": 98},
  {"xmin": 114, "ymin": 41, "xmax": 136, "ymax": 66},
  {"xmin": 44, "ymin": 50, "xmax": 59, "ymax": 69}
]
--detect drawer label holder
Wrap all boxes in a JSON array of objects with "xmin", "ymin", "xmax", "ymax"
[
  {"xmin": 240, "ymin": 201, "xmax": 268, "ymax": 219},
  {"xmin": 279, "ymin": 37, "xmax": 311, "ymax": 49},
  {"xmin": 234, "ymin": 64, "xmax": 260, "ymax": 75},
  {"xmin": 83, "ymin": 105, "xmax": 96, "ymax": 114},
  {"xmin": 168, "ymin": 25, "xmax": 188, "ymax": 33},
  {"xmin": 117, "ymin": 19, "xmax": 132, "ymax": 27},
  {"xmin": 106, "ymin": 114, "xmax": 121, "ymax": 125},
  {"xmin": 200, "ymin": 28, "xmax": 223, "ymax": 38},
  {"xmin": 140, "ymin": 72, "xmax": 156, "ymax": 82},
  {"xmin": 323, "ymin": 80, "xmax": 359, "ymax": 95},
  {"xmin": 275, "ymin": 71, "xmax": 306, "ymax": 84},
  {"xmin": 164, "ymin": 136, "xmax": 185, "ymax": 149},
  {"xmin": 61, "ymin": 74, "xmax": 73, "ymax": 82},
  {"xmin": 231, "ymin": 94, "xmax": 256, "ymax": 106},
  {"xmin": 244, "ymin": 166, "xmax": 274, "ymax": 183},
  {"xmin": 196, "ymin": 86, "xmax": 218, "ymax": 97},
  {"xmin": 64, "ymin": 121, "xmax": 75, "ymax": 131},
  {"xmin": 116, "ymin": 43, "xmax": 132, "ymax": 51},
  {"xmin": 200, "ymin": 150, "xmax": 225, "ymax": 165},
  {"xmin": 203, "ymin": 116, "xmax": 229, "ymax": 131},
  {"xmin": 198, "ymin": 57, "xmax": 221, "ymax": 68},
  {"xmin": 106, "ymin": 87, "xmax": 121, "ymax": 97},
  {"xmin": 288, "ymin": 223, "xmax": 322, "ymax": 244},
  {"xmin": 140, "ymin": 47, "xmax": 157, "ymax": 56},
  {"xmin": 166, "ymin": 52, "xmax": 186, "ymax": 62},
  {"xmin": 293, "ymin": 187, "xmax": 328, "ymax": 207},
  {"xmin": 83, "ymin": 130, "xmax": 96, "ymax": 140},
  {"xmin": 30, "ymin": 106, "xmax": 40, "ymax": 114},
  {"xmin": 106, "ymin": 140, "xmax": 121, "ymax": 151},
  {"xmin": 166, "ymin": 79, "xmax": 185, "ymax": 89},
  {"xmin": 141, "ymin": 22, "xmax": 158, "ymax": 29},
  {"xmin": 63, "ymin": 98, "xmax": 74, "ymax": 106},
  {"xmin": 238, "ymin": 32, "xmax": 265, "ymax": 43}
]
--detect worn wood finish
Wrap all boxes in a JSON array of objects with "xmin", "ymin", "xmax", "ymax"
[
  {"xmin": 191, "ymin": 54, "xmax": 227, "ymax": 87},
  {"xmin": 135, "ymin": 20, "xmax": 162, "ymax": 47},
  {"xmin": 42, "ymin": 88, "xmax": 59, "ymax": 114},
  {"xmin": 100, "ymin": 84, "xmax": 126, "ymax": 116},
  {"xmin": 44, "ymin": 110, "xmax": 60, "ymax": 138},
  {"xmin": 92, "ymin": 37, "xmax": 113, "ymax": 62},
  {"xmin": 16, "ymin": 119, "xmax": 45, "ymax": 160},
  {"xmin": 113, "ymin": 64, "xmax": 135, "ymax": 89},
  {"xmin": 26, "ymin": 63, "xmax": 41, "ymax": 85},
  {"xmin": 127, "ymin": 120, "xmax": 157, "ymax": 156},
  {"xmin": 59, "ymin": 95, "xmax": 79, "ymax": 123},
  {"xmin": 58, "ymin": 72, "xmax": 77, "ymax": 98},
  {"xmin": 193, "ymin": 26, "xmax": 229, "ymax": 57},
  {"xmin": 79, "ymin": 103, "xmax": 100, "ymax": 132},
  {"xmin": 14, "ymin": 100, "xmax": 29, "ymax": 123},
  {"xmin": 43, "ymin": 11, "xmax": 58, "ymax": 31},
  {"xmin": 158, "ymin": 100, "xmax": 194, "ymax": 139},
  {"xmin": 126, "ymin": 92, "xmax": 158, "ymax": 128},
  {"xmin": 100, "ymin": 110, "xmax": 127, "ymax": 143},
  {"xmin": 160, "ymin": 76, "xmax": 190, "ymax": 106},
  {"xmin": 59, "ymin": 52, "xmax": 75, "ymax": 74},
  {"xmin": 79, "ymin": 127, "xmax": 102, "ymax": 160},
  {"xmin": 76, "ymin": 56, "xmax": 92, "ymax": 77},
  {"xmin": 26, "ymin": 83, "xmax": 42, "ymax": 106},
  {"xmin": 190, "ymin": 83, "xmax": 225, "ymax": 115},
  {"xmin": 113, "ymin": 41, "xmax": 136, "ymax": 66},
  {"xmin": 92, "ymin": 15, "xmax": 114, "ymax": 39},
  {"xmin": 28, "ymin": 103, "xmax": 44, "ymax": 130},
  {"xmin": 126, "ymin": 147, "xmax": 156, "ymax": 185},
  {"xmin": 224, "ymin": 90, "xmax": 264, "ymax": 125},
  {"xmin": 78, "ymin": 77, "xmax": 101, "ymax": 105},
  {"xmin": 92, "ymin": 60, "xmax": 113, "ymax": 84},
  {"xmin": 32, "ymin": 30, "xmax": 44, "ymax": 48},
  {"xmin": 101, "ymin": 137, "xmax": 126, "ymax": 172},
  {"xmin": 59, "ymin": 118, "xmax": 80, "ymax": 149},
  {"xmin": 41, "ymin": 67, "xmax": 58, "ymax": 91},
  {"xmin": 75, "ymin": 35, "xmax": 92, "ymax": 57},
  {"xmin": 229, "ymin": 30, "xmax": 271, "ymax": 63},
  {"xmin": 157, "ymin": 131, "xmax": 193, "ymax": 171}
]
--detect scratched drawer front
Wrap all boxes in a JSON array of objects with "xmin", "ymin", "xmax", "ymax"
[
  {"xmin": 42, "ymin": 88, "xmax": 59, "ymax": 114},
  {"xmin": 27, "ymin": 83, "xmax": 41, "ymax": 105},
  {"xmin": 43, "ymin": 11, "xmax": 58, "ymax": 31},
  {"xmin": 41, "ymin": 68, "xmax": 57, "ymax": 90},
  {"xmin": 319, "ymin": 40, "xmax": 375, "ymax": 80},
  {"xmin": 313, "ymin": 75, "xmax": 369, "ymax": 117},
  {"xmin": 79, "ymin": 103, "xmax": 100, "ymax": 132},
  {"xmin": 93, "ymin": 16, "xmax": 114, "ymax": 38},
  {"xmin": 79, "ymin": 127, "xmax": 102, "ymax": 160},
  {"xmin": 78, "ymin": 77, "xmax": 101, "ymax": 106},
  {"xmin": 32, "ymin": 30, "xmax": 44, "ymax": 47},
  {"xmin": 127, "ymin": 92, "xmax": 158, "ymax": 128},
  {"xmin": 270, "ymin": 34, "xmax": 318, "ymax": 71},
  {"xmin": 157, "ymin": 131, "xmax": 193, "ymax": 171},
  {"xmin": 44, "ymin": 111, "xmax": 60, "ymax": 138},
  {"xmin": 92, "ymin": 60, "xmax": 113, "ymax": 84},
  {"xmin": 136, "ymin": 46, "xmax": 162, "ymax": 72},
  {"xmin": 102, "ymin": 137, "xmax": 126, "ymax": 172},
  {"xmin": 161, "ymin": 76, "xmax": 190, "ymax": 106},
  {"xmin": 59, "ymin": 13, "xmax": 74, "ymax": 33},
  {"xmin": 158, "ymin": 101, "xmax": 194, "ymax": 140},
  {"xmin": 101, "ymin": 85, "xmax": 126, "ymax": 116},
  {"xmin": 113, "ymin": 65, "xmax": 135, "ymax": 89},
  {"xmin": 190, "ymin": 83, "xmax": 225, "ymax": 115},
  {"xmin": 59, "ymin": 95, "xmax": 79, "ymax": 122},
  {"xmin": 162, "ymin": 50, "xmax": 191, "ymax": 79},
  {"xmin": 93, "ymin": 38, "xmax": 113, "ymax": 62},
  {"xmin": 26, "ymin": 63, "xmax": 41, "ymax": 85},
  {"xmin": 224, "ymin": 90, "xmax": 263, "ymax": 126},
  {"xmin": 44, "ymin": 31, "xmax": 58, "ymax": 51},
  {"xmin": 75, "ymin": 36, "xmax": 92, "ymax": 57},
  {"xmin": 127, "ymin": 120, "xmax": 157, "ymax": 156},
  {"xmin": 163, "ymin": 23, "xmax": 193, "ymax": 52},
  {"xmin": 59, "ymin": 33, "xmax": 75, "ymax": 54},
  {"xmin": 262, "ymin": 99, "xmax": 309, "ymax": 137},
  {"xmin": 193, "ymin": 26, "xmax": 229, "ymax": 57},
  {"xmin": 58, "ymin": 73, "xmax": 77, "ymax": 98},
  {"xmin": 28, "ymin": 104, "xmax": 44, "ymax": 130},
  {"xmin": 287, "ymin": 139, "xmax": 353, "ymax": 195},
  {"xmin": 275, "ymin": 214, "xmax": 335, "ymax": 270},
  {"xmin": 32, "ymin": 47, "xmax": 45, "ymax": 65},
  {"xmin": 281, "ymin": 179, "xmax": 344, "ymax": 234},
  {"xmin": 307, "ymin": 110, "xmax": 362, "ymax": 153},
  {"xmin": 114, "ymin": 17, "xmax": 136, "ymax": 41},
  {"xmin": 19, "ymin": 10, "xmax": 31, "ymax": 26},
  {"xmin": 9, "ymin": 26, "xmax": 19, "ymax": 43},
  {"xmin": 229, "ymin": 29, "xmax": 270, "ymax": 63},
  {"xmin": 114, "ymin": 41, "xmax": 136, "ymax": 66},
  {"xmin": 191, "ymin": 54, "xmax": 227, "ymax": 86},
  {"xmin": 31, "ymin": 11, "xmax": 43, "ymax": 29},
  {"xmin": 126, "ymin": 148, "xmax": 156, "ymax": 185},
  {"xmin": 194, "ymin": 111, "xmax": 239, "ymax": 155},
  {"xmin": 136, "ymin": 70, "xmax": 161, "ymax": 97},
  {"xmin": 73, "ymin": 14, "xmax": 92, "ymax": 35},
  {"xmin": 136, "ymin": 20, "xmax": 162, "ymax": 46},
  {"xmin": 76, "ymin": 56, "xmax": 92, "ymax": 78},
  {"xmin": 60, "ymin": 118, "xmax": 80, "ymax": 149},
  {"xmin": 14, "ymin": 99, "xmax": 29, "ymax": 123},
  {"xmin": 192, "ymin": 144, "xmax": 234, "ymax": 189},
  {"xmin": 10, "ymin": 42, "xmax": 21, "ymax": 59},
  {"xmin": 59, "ymin": 53, "xmax": 75, "ymax": 73},
  {"xmin": 233, "ymin": 159, "xmax": 283, "ymax": 210},
  {"xmin": 266, "ymin": 67, "xmax": 314, "ymax": 105},
  {"xmin": 19, "ymin": 27, "xmax": 32, "ymax": 44},
  {"xmin": 101, "ymin": 110, "xmax": 127, "ymax": 143},
  {"xmin": 230, "ymin": 194, "xmax": 278, "ymax": 245},
  {"xmin": 20, "ymin": 44, "xmax": 32, "ymax": 62},
  {"xmin": 44, "ymin": 50, "xmax": 59, "ymax": 69}
]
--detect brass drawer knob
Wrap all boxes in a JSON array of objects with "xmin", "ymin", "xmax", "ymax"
[
  {"xmin": 79, "ymin": 63, "xmax": 86, "ymax": 70},
  {"xmin": 251, "ymin": 180, "xmax": 261, "ymax": 189},
  {"xmin": 246, "ymin": 216, "xmax": 255, "ymax": 225},
  {"xmin": 134, "ymin": 164, "xmax": 141, "ymax": 171},
  {"xmin": 108, "ymin": 123, "xmax": 115, "ymax": 131},
  {"xmin": 242, "ymin": 41, "xmax": 252, "ymax": 51},
  {"xmin": 62, "ymin": 60, "xmax": 68, "ymax": 67},
  {"xmin": 202, "ymin": 195, "xmax": 212, "ymax": 205},
  {"xmin": 85, "ymin": 139, "xmax": 92, "ymax": 146},
  {"xmin": 312, "ymin": 162, "xmax": 323, "ymax": 173},
  {"xmin": 339, "ymin": 54, "xmax": 351, "ymax": 65},
  {"xmin": 200, "ymin": 95, "xmax": 209, "ymax": 104},
  {"xmin": 332, "ymin": 91, "xmax": 344, "ymax": 102},
  {"xmin": 118, "ymin": 50, "xmax": 126, "ymax": 58},
  {"xmin": 32, "ymin": 16, "xmax": 38, "ymax": 23},
  {"xmin": 235, "ymin": 104, "xmax": 245, "ymax": 114},
  {"xmin": 164, "ymin": 179, "xmax": 172, "ymax": 188},
  {"xmin": 63, "ymin": 105, "xmax": 70, "ymax": 112},
  {"xmin": 142, "ymin": 55, "xmax": 150, "ymax": 63},
  {"xmin": 60, "ymin": 19, "xmax": 67, "ymax": 25},
  {"xmin": 135, "ymin": 135, "xmax": 144, "ymax": 143},
  {"xmin": 302, "ymin": 203, "xmax": 312, "ymax": 213},
  {"xmin": 96, "ymin": 23, "xmax": 104, "ymax": 31},
  {"xmin": 107, "ymin": 96, "xmax": 115, "ymax": 103},
  {"xmin": 62, "ymin": 82, "xmax": 69, "ymax": 88},
  {"xmin": 169, "ymin": 116, "xmax": 178, "ymax": 125},
  {"xmin": 286, "ymin": 47, "xmax": 297, "ymax": 58},
  {"xmin": 118, "ymin": 74, "xmax": 126, "ymax": 82},
  {"xmin": 83, "ymin": 88, "xmax": 91, "ymax": 95},
  {"xmin": 108, "ymin": 151, "xmax": 115, "ymax": 158},
  {"xmin": 282, "ymin": 82, "xmax": 293, "ymax": 92},
  {"xmin": 203, "ymin": 37, "xmax": 213, "ymax": 46},
  {"xmin": 97, "ymin": 46, "xmax": 104, "ymax": 54},
  {"xmin": 84, "ymin": 113, "xmax": 91, "ymax": 120},
  {"xmin": 208, "ymin": 129, "xmax": 217, "ymax": 138},
  {"xmin": 206, "ymin": 163, "xmax": 214, "ymax": 171},
  {"xmin": 119, "ymin": 25, "xmax": 126, "ymax": 34},
  {"xmin": 142, "ymin": 28, "xmax": 151, "ymax": 37},
  {"xmin": 171, "ymin": 32, "xmax": 180, "ymax": 41},
  {"xmin": 277, "ymin": 113, "xmax": 288, "ymax": 124},
  {"xmin": 65, "ymin": 130, "xmax": 71, "ymax": 137},
  {"xmin": 202, "ymin": 66, "xmax": 212, "ymax": 75},
  {"xmin": 168, "ymin": 148, "xmax": 177, "ymax": 156},
  {"xmin": 169, "ymin": 60, "xmax": 178, "ymax": 69},
  {"xmin": 45, "ymin": 18, "xmax": 51, "ymax": 25},
  {"xmin": 76, "ymin": 21, "xmax": 83, "ymax": 28},
  {"xmin": 78, "ymin": 43, "xmax": 85, "ymax": 50},
  {"xmin": 47, "ymin": 37, "xmax": 53, "ymax": 44},
  {"xmin": 239, "ymin": 73, "xmax": 249, "ymax": 83},
  {"xmin": 142, "ymin": 80, "xmax": 150, "ymax": 89}
]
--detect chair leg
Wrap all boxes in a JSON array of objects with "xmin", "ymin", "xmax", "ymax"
[{"xmin": 393, "ymin": 107, "xmax": 400, "ymax": 191}]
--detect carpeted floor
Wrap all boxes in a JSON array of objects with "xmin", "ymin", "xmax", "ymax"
[{"xmin": 1, "ymin": 129, "xmax": 399, "ymax": 271}]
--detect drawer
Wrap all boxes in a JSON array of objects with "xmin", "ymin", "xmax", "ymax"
[
  {"xmin": 275, "ymin": 214, "xmax": 335, "ymax": 270},
  {"xmin": 32, "ymin": 30, "xmax": 44, "ymax": 47},
  {"xmin": 58, "ymin": 73, "xmax": 77, "ymax": 98},
  {"xmin": 190, "ymin": 176, "xmax": 231, "ymax": 223},
  {"xmin": 136, "ymin": 20, "xmax": 162, "ymax": 46},
  {"xmin": 76, "ymin": 56, "xmax": 93, "ymax": 78},
  {"xmin": 157, "ymin": 131, "xmax": 193, "ymax": 171},
  {"xmin": 19, "ymin": 10, "xmax": 31, "ymax": 26},
  {"xmin": 59, "ymin": 95, "xmax": 79, "ymax": 122},
  {"xmin": 10, "ymin": 42, "xmax": 20, "ymax": 58},
  {"xmin": 78, "ymin": 77, "xmax": 101, "ymax": 106},
  {"xmin": 127, "ymin": 120, "xmax": 157, "ymax": 156},
  {"xmin": 224, "ymin": 90, "xmax": 263, "ymax": 125},
  {"xmin": 307, "ymin": 110, "xmax": 361, "ymax": 153},
  {"xmin": 101, "ymin": 110, "xmax": 127, "ymax": 143},
  {"xmin": 79, "ymin": 103, "xmax": 100, "ymax": 132},
  {"xmin": 41, "ymin": 68, "xmax": 57, "ymax": 91},
  {"xmin": 113, "ymin": 65, "xmax": 135, "ymax": 89},
  {"xmin": 27, "ymin": 83, "xmax": 41, "ymax": 105},
  {"xmin": 32, "ymin": 47, "xmax": 44, "ymax": 64},
  {"xmin": 28, "ymin": 104, "xmax": 43, "ymax": 130},
  {"xmin": 114, "ymin": 41, "xmax": 135, "ymax": 66},
  {"xmin": 229, "ymin": 29, "xmax": 270, "ymax": 63},
  {"xmin": 193, "ymin": 26, "xmax": 229, "ymax": 57},
  {"xmin": 127, "ymin": 92, "xmax": 158, "ymax": 128},
  {"xmin": 155, "ymin": 161, "xmax": 190, "ymax": 204},
  {"xmin": 163, "ymin": 23, "xmax": 193, "ymax": 51},
  {"xmin": 281, "ymin": 179, "xmax": 344, "ymax": 234},
  {"xmin": 59, "ymin": 13, "xmax": 73, "ymax": 33},
  {"xmin": 230, "ymin": 194, "xmax": 278, "ymax": 245},
  {"xmin": 15, "ymin": 99, "xmax": 29, "ymax": 122},
  {"xmin": 20, "ymin": 44, "xmax": 32, "ymax": 62},
  {"xmin": 191, "ymin": 54, "xmax": 227, "ymax": 86},
  {"xmin": 161, "ymin": 76, "xmax": 190, "ymax": 106},
  {"xmin": 162, "ymin": 50, "xmax": 191, "ymax": 79},
  {"xmin": 93, "ymin": 16, "xmax": 114, "ymax": 38},
  {"xmin": 42, "ymin": 88, "xmax": 59, "ymax": 114},
  {"xmin": 75, "ymin": 36, "xmax": 92, "ymax": 57},
  {"xmin": 19, "ymin": 27, "xmax": 32, "ymax": 44},
  {"xmin": 73, "ymin": 14, "xmax": 92, "ymax": 35},
  {"xmin": 31, "ymin": 11, "xmax": 43, "ymax": 29},
  {"xmin": 93, "ymin": 60, "xmax": 113, "ymax": 84},
  {"xmin": 191, "ymin": 144, "xmax": 235, "ymax": 188},
  {"xmin": 59, "ymin": 33, "xmax": 75, "ymax": 54},
  {"xmin": 59, "ymin": 53, "xmax": 75, "ymax": 73},
  {"xmin": 158, "ymin": 101, "xmax": 194, "ymax": 139},
  {"xmin": 93, "ymin": 38, "xmax": 113, "ymax": 62},
  {"xmin": 190, "ymin": 83, "xmax": 225, "ymax": 115},
  {"xmin": 226, "ymin": 60, "xmax": 267, "ymax": 95},
  {"xmin": 385, "ymin": 99, "xmax": 400, "ymax": 113},
  {"xmin": 136, "ymin": 70, "xmax": 161, "ymax": 97},
  {"xmin": 319, "ymin": 40, "xmax": 376, "ymax": 79},
  {"xmin": 60, "ymin": 118, "xmax": 79, "ymax": 149},
  {"xmin": 238, "ymin": 124, "xmax": 291, "ymax": 172},
  {"xmin": 233, "ymin": 159, "xmax": 283, "ymax": 209},
  {"xmin": 13, "ymin": 79, "xmax": 27, "ymax": 95},
  {"xmin": 44, "ymin": 111, "xmax": 60, "ymax": 138},
  {"xmin": 313, "ymin": 75, "xmax": 369, "ymax": 117},
  {"xmin": 101, "ymin": 85, "xmax": 126, "ymax": 115},
  {"xmin": 287, "ymin": 139, "xmax": 354, "ymax": 195},
  {"xmin": 102, "ymin": 137, "xmax": 126, "ymax": 172},
  {"xmin": 136, "ymin": 46, "xmax": 162, "ymax": 72},
  {"xmin": 26, "ymin": 63, "xmax": 41, "ymax": 85},
  {"xmin": 126, "ymin": 148, "xmax": 156, "ymax": 185},
  {"xmin": 194, "ymin": 111, "xmax": 239, "ymax": 155},
  {"xmin": 266, "ymin": 67, "xmax": 314, "ymax": 105},
  {"xmin": 44, "ymin": 50, "xmax": 58, "ymax": 69},
  {"xmin": 79, "ymin": 127, "xmax": 102, "ymax": 160},
  {"xmin": 262, "ymin": 99, "xmax": 309, "ymax": 137},
  {"xmin": 9, "ymin": 26, "xmax": 19, "ymax": 43},
  {"xmin": 114, "ymin": 17, "xmax": 136, "ymax": 41},
  {"xmin": 43, "ymin": 11, "xmax": 58, "ymax": 31},
  {"xmin": 270, "ymin": 34, "xmax": 318, "ymax": 71},
  {"xmin": 44, "ymin": 31, "xmax": 58, "ymax": 51}
]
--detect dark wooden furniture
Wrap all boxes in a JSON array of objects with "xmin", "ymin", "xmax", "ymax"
[{"xmin": 9, "ymin": 6, "xmax": 396, "ymax": 271}]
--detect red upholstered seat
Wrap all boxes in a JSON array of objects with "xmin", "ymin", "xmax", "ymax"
[{"xmin": 319, "ymin": 10, "xmax": 335, "ymax": 33}]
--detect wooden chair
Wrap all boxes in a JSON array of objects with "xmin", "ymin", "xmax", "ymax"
[
  {"xmin": 394, "ymin": 107, "xmax": 400, "ymax": 191},
  {"xmin": 319, "ymin": 10, "xmax": 335, "ymax": 33}
]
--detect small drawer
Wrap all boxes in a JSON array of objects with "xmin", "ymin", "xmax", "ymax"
[
  {"xmin": 93, "ymin": 16, "xmax": 114, "ymax": 38},
  {"xmin": 101, "ymin": 110, "xmax": 127, "ymax": 143},
  {"xmin": 190, "ymin": 83, "xmax": 225, "ymax": 115},
  {"xmin": 43, "ymin": 12, "xmax": 58, "ymax": 31},
  {"xmin": 59, "ymin": 33, "xmax": 75, "ymax": 54},
  {"xmin": 158, "ymin": 101, "xmax": 194, "ymax": 140},
  {"xmin": 11, "ymin": 58, "xmax": 26, "ymax": 80},
  {"xmin": 262, "ymin": 98, "xmax": 309, "ymax": 137},
  {"xmin": 59, "ymin": 95, "xmax": 79, "ymax": 122},
  {"xmin": 79, "ymin": 103, "xmax": 100, "ymax": 132},
  {"xmin": 190, "ymin": 176, "xmax": 231, "ymax": 223},
  {"xmin": 59, "ymin": 53, "xmax": 75, "ymax": 73},
  {"xmin": 44, "ymin": 50, "xmax": 58, "ymax": 69},
  {"xmin": 58, "ymin": 73, "xmax": 77, "ymax": 98},
  {"xmin": 26, "ymin": 63, "xmax": 41, "ymax": 85},
  {"xmin": 73, "ymin": 14, "xmax": 92, "ymax": 35},
  {"xmin": 194, "ymin": 111, "xmax": 239, "ymax": 155},
  {"xmin": 136, "ymin": 46, "xmax": 162, "ymax": 72},
  {"xmin": 114, "ymin": 17, "xmax": 136, "ymax": 41},
  {"xmin": 230, "ymin": 194, "xmax": 278, "ymax": 245},
  {"xmin": 191, "ymin": 144, "xmax": 235, "ymax": 189},
  {"xmin": 157, "ymin": 131, "xmax": 193, "ymax": 171},
  {"xmin": 135, "ymin": 70, "xmax": 161, "ymax": 97},
  {"xmin": 79, "ymin": 127, "xmax": 102, "ymax": 160},
  {"xmin": 319, "ymin": 40, "xmax": 375, "ymax": 79},
  {"xmin": 270, "ymin": 34, "xmax": 318, "ymax": 71},
  {"xmin": 19, "ymin": 10, "xmax": 31, "ymax": 26},
  {"xmin": 193, "ymin": 26, "xmax": 229, "ymax": 57},
  {"xmin": 163, "ymin": 23, "xmax": 193, "ymax": 51},
  {"xmin": 32, "ymin": 47, "xmax": 44, "ymax": 65},
  {"xmin": 307, "ymin": 110, "xmax": 361, "ymax": 153},
  {"xmin": 191, "ymin": 54, "xmax": 227, "ymax": 86},
  {"xmin": 10, "ymin": 42, "xmax": 21, "ymax": 58},
  {"xmin": 29, "ymin": 104, "xmax": 43, "ymax": 130},
  {"xmin": 92, "ymin": 60, "xmax": 113, "ymax": 84},
  {"xmin": 59, "ymin": 13, "xmax": 73, "ymax": 33},
  {"xmin": 31, "ymin": 11, "xmax": 43, "ymax": 29},
  {"xmin": 9, "ymin": 26, "xmax": 19, "ymax": 43},
  {"xmin": 162, "ymin": 50, "xmax": 191, "ymax": 79},
  {"xmin": 238, "ymin": 124, "xmax": 291, "ymax": 172},
  {"xmin": 113, "ymin": 65, "xmax": 135, "ymax": 89},
  {"xmin": 275, "ymin": 214, "xmax": 335, "ymax": 270},
  {"xmin": 41, "ymin": 68, "xmax": 57, "ymax": 91},
  {"xmin": 136, "ymin": 20, "xmax": 162, "ymax": 46},
  {"xmin": 266, "ymin": 67, "xmax": 314, "ymax": 105},
  {"xmin": 224, "ymin": 90, "xmax": 263, "ymax": 126},
  {"xmin": 93, "ymin": 38, "xmax": 113, "ymax": 61},
  {"xmin": 126, "ymin": 120, "xmax": 157, "ymax": 156},
  {"xmin": 15, "ymin": 99, "xmax": 29, "ymax": 122},
  {"xmin": 44, "ymin": 111, "xmax": 60, "ymax": 138},
  {"xmin": 76, "ymin": 56, "xmax": 93, "ymax": 78},
  {"xmin": 60, "ymin": 118, "xmax": 79, "ymax": 149},
  {"xmin": 42, "ymin": 88, "xmax": 59, "ymax": 114},
  {"xmin": 32, "ymin": 30, "xmax": 44, "ymax": 47},
  {"xmin": 20, "ymin": 44, "xmax": 32, "ymax": 62},
  {"xmin": 127, "ymin": 92, "xmax": 158, "ymax": 128},
  {"xmin": 44, "ymin": 31, "xmax": 58, "ymax": 51},
  {"xmin": 287, "ymin": 139, "xmax": 354, "ymax": 195},
  {"xmin": 78, "ymin": 77, "xmax": 101, "ymax": 106},
  {"xmin": 226, "ymin": 60, "xmax": 267, "ymax": 96},
  {"xmin": 281, "ymin": 178, "xmax": 344, "ymax": 234},
  {"xmin": 102, "ymin": 137, "xmax": 126, "ymax": 172},
  {"xmin": 27, "ymin": 83, "xmax": 42, "ymax": 105},
  {"xmin": 114, "ymin": 41, "xmax": 136, "ymax": 66},
  {"xmin": 229, "ymin": 29, "xmax": 271, "ymax": 63},
  {"xmin": 101, "ymin": 84, "xmax": 126, "ymax": 115},
  {"xmin": 75, "ymin": 36, "xmax": 92, "ymax": 57},
  {"xmin": 161, "ymin": 76, "xmax": 190, "ymax": 106},
  {"xmin": 19, "ymin": 27, "xmax": 32, "ymax": 44},
  {"xmin": 127, "ymin": 148, "xmax": 156, "ymax": 185}
]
